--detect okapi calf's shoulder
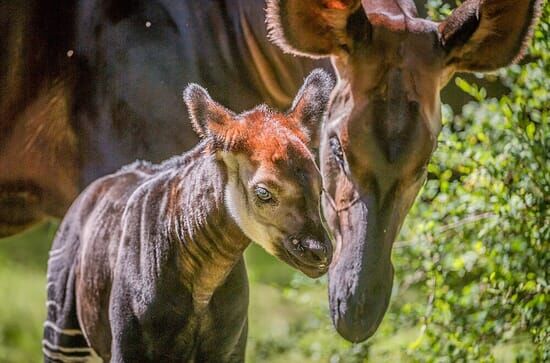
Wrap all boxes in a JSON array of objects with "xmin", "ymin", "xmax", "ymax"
[{"xmin": 44, "ymin": 70, "xmax": 334, "ymax": 362}]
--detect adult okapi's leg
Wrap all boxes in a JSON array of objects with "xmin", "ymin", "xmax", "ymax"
[{"xmin": 0, "ymin": 1, "xmax": 78, "ymax": 237}]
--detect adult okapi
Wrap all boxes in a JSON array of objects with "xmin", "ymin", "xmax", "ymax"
[
  {"xmin": 0, "ymin": 0, "xmax": 327, "ymax": 237},
  {"xmin": 266, "ymin": 0, "xmax": 543, "ymax": 342}
]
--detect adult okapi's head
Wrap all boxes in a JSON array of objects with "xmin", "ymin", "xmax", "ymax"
[
  {"xmin": 267, "ymin": 0, "xmax": 543, "ymax": 341},
  {"xmin": 183, "ymin": 70, "xmax": 335, "ymax": 278}
]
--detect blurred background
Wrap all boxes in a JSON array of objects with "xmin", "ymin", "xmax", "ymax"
[{"xmin": 1, "ymin": 1, "xmax": 548, "ymax": 362}]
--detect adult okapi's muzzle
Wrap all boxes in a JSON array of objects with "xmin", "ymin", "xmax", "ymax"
[
  {"xmin": 320, "ymin": 131, "xmax": 421, "ymax": 342},
  {"xmin": 325, "ymin": 194, "xmax": 396, "ymax": 342}
]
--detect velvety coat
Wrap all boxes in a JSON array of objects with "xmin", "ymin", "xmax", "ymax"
[{"xmin": 44, "ymin": 144, "xmax": 252, "ymax": 362}]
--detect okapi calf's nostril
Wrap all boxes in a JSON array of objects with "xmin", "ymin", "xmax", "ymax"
[{"xmin": 302, "ymin": 237, "xmax": 332, "ymax": 265}]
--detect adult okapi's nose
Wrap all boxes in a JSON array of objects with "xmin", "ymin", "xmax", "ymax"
[
  {"xmin": 326, "ymin": 192, "xmax": 396, "ymax": 342},
  {"xmin": 330, "ymin": 263, "xmax": 394, "ymax": 342}
]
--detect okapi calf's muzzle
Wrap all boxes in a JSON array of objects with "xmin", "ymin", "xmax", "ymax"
[
  {"xmin": 43, "ymin": 69, "xmax": 334, "ymax": 362},
  {"xmin": 282, "ymin": 230, "xmax": 333, "ymax": 278}
]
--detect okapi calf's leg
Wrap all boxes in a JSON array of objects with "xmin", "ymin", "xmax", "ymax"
[
  {"xmin": 108, "ymin": 258, "xmax": 248, "ymax": 363},
  {"xmin": 45, "ymin": 70, "xmax": 334, "ymax": 362},
  {"xmin": 109, "ymin": 302, "xmax": 147, "ymax": 363},
  {"xmin": 43, "ymin": 209, "xmax": 101, "ymax": 362}
]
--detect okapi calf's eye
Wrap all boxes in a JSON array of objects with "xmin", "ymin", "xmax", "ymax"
[
  {"xmin": 43, "ymin": 69, "xmax": 334, "ymax": 362},
  {"xmin": 254, "ymin": 186, "xmax": 273, "ymax": 202}
]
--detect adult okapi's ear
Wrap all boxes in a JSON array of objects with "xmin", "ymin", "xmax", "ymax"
[
  {"xmin": 290, "ymin": 69, "xmax": 334, "ymax": 146},
  {"xmin": 183, "ymin": 84, "xmax": 237, "ymax": 146},
  {"xmin": 439, "ymin": 0, "xmax": 543, "ymax": 72},
  {"xmin": 266, "ymin": 0, "xmax": 362, "ymax": 58}
]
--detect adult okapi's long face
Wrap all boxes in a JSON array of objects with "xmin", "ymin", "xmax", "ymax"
[
  {"xmin": 267, "ymin": 0, "xmax": 543, "ymax": 341},
  {"xmin": 184, "ymin": 70, "xmax": 335, "ymax": 278}
]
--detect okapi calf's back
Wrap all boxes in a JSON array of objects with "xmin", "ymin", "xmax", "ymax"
[{"xmin": 43, "ymin": 70, "xmax": 334, "ymax": 363}]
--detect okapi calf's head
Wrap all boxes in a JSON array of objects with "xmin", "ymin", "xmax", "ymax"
[
  {"xmin": 185, "ymin": 69, "xmax": 334, "ymax": 277},
  {"xmin": 267, "ymin": 0, "xmax": 543, "ymax": 341}
]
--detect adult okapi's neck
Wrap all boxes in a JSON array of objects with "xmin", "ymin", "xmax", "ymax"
[{"xmin": 169, "ymin": 147, "xmax": 250, "ymax": 308}]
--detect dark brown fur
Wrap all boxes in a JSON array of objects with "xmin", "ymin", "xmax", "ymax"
[
  {"xmin": 0, "ymin": 0, "xmax": 78, "ymax": 236},
  {"xmin": 0, "ymin": 0, "xmax": 329, "ymax": 237}
]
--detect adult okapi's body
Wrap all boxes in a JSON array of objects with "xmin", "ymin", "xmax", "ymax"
[
  {"xmin": 44, "ymin": 71, "xmax": 334, "ymax": 362},
  {"xmin": 0, "ymin": 0, "xmax": 328, "ymax": 237},
  {"xmin": 267, "ymin": 0, "xmax": 543, "ymax": 341}
]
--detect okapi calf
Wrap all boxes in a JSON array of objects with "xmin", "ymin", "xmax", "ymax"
[{"xmin": 43, "ymin": 70, "xmax": 334, "ymax": 362}]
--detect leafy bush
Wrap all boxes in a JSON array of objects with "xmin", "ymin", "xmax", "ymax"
[{"xmin": 395, "ymin": 2, "xmax": 549, "ymax": 361}]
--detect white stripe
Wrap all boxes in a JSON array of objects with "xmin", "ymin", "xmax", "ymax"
[
  {"xmin": 42, "ymin": 347, "xmax": 91, "ymax": 362},
  {"xmin": 49, "ymin": 246, "xmax": 67, "ymax": 257},
  {"xmin": 43, "ymin": 321, "xmax": 84, "ymax": 336},
  {"xmin": 46, "ymin": 300, "xmax": 61, "ymax": 310},
  {"xmin": 47, "ymin": 252, "xmax": 67, "ymax": 262},
  {"xmin": 42, "ymin": 339, "xmax": 93, "ymax": 353}
]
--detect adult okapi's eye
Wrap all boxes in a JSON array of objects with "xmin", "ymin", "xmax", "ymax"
[{"xmin": 254, "ymin": 187, "xmax": 272, "ymax": 202}]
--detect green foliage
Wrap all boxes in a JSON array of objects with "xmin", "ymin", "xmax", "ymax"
[{"xmin": 395, "ymin": 2, "xmax": 549, "ymax": 361}]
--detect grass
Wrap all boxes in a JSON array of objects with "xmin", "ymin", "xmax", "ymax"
[{"xmin": 0, "ymin": 221, "xmax": 56, "ymax": 363}]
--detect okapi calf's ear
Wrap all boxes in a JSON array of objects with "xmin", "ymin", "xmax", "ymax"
[
  {"xmin": 439, "ymin": 0, "xmax": 544, "ymax": 72},
  {"xmin": 289, "ymin": 69, "xmax": 334, "ymax": 147},
  {"xmin": 183, "ymin": 84, "xmax": 238, "ymax": 148}
]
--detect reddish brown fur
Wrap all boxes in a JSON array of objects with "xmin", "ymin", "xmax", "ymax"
[
  {"xmin": 236, "ymin": 109, "xmax": 312, "ymax": 164},
  {"xmin": 324, "ymin": 0, "xmax": 353, "ymax": 10}
]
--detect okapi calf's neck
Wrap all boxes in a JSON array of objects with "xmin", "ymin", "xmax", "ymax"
[{"xmin": 43, "ymin": 70, "xmax": 334, "ymax": 363}]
